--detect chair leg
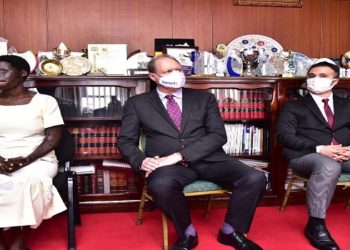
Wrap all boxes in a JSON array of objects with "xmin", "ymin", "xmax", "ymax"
[
  {"xmin": 205, "ymin": 195, "xmax": 214, "ymax": 219},
  {"xmin": 67, "ymin": 174, "xmax": 76, "ymax": 250},
  {"xmin": 72, "ymin": 172, "xmax": 81, "ymax": 226},
  {"xmin": 161, "ymin": 213, "xmax": 168, "ymax": 250},
  {"xmin": 345, "ymin": 193, "xmax": 350, "ymax": 210},
  {"xmin": 136, "ymin": 186, "xmax": 148, "ymax": 225},
  {"xmin": 280, "ymin": 180, "xmax": 293, "ymax": 212}
]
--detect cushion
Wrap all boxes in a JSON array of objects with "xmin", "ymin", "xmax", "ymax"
[
  {"xmin": 339, "ymin": 173, "xmax": 350, "ymax": 182},
  {"xmin": 183, "ymin": 180, "xmax": 223, "ymax": 193}
]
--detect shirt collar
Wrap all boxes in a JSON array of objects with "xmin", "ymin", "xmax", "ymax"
[
  {"xmin": 310, "ymin": 92, "xmax": 334, "ymax": 103},
  {"xmin": 156, "ymin": 87, "xmax": 183, "ymax": 100}
]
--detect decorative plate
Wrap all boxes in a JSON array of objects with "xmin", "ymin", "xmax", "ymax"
[
  {"xmin": 60, "ymin": 56, "xmax": 91, "ymax": 76},
  {"xmin": 39, "ymin": 59, "xmax": 63, "ymax": 76},
  {"xmin": 227, "ymin": 34, "xmax": 283, "ymax": 59}
]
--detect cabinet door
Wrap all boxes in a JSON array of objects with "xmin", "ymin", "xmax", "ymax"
[
  {"xmin": 208, "ymin": 87, "xmax": 274, "ymax": 192},
  {"xmin": 52, "ymin": 85, "xmax": 140, "ymax": 199},
  {"xmin": 25, "ymin": 76, "xmax": 149, "ymax": 212}
]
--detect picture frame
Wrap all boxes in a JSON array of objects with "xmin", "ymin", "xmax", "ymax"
[
  {"xmin": 163, "ymin": 46, "xmax": 198, "ymax": 75},
  {"xmin": 233, "ymin": 0, "xmax": 302, "ymax": 7},
  {"xmin": 154, "ymin": 38, "xmax": 195, "ymax": 54}
]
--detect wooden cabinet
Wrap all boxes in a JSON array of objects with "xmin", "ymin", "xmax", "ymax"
[
  {"xmin": 186, "ymin": 77, "xmax": 281, "ymax": 203},
  {"xmin": 24, "ymin": 75, "xmax": 350, "ymax": 212},
  {"xmin": 25, "ymin": 75, "xmax": 150, "ymax": 213}
]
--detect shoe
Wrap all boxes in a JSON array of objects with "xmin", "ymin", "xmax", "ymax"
[
  {"xmin": 217, "ymin": 230, "xmax": 263, "ymax": 250},
  {"xmin": 171, "ymin": 233, "xmax": 198, "ymax": 250},
  {"xmin": 304, "ymin": 223, "xmax": 339, "ymax": 250}
]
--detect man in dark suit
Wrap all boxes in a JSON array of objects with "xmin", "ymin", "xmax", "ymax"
[
  {"xmin": 277, "ymin": 59, "xmax": 350, "ymax": 250},
  {"xmin": 117, "ymin": 55, "xmax": 266, "ymax": 250}
]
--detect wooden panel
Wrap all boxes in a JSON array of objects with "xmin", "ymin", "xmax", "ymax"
[
  {"xmin": 212, "ymin": 0, "xmax": 323, "ymax": 57},
  {"xmin": 47, "ymin": 0, "xmax": 173, "ymax": 55},
  {"xmin": 172, "ymin": 0, "xmax": 213, "ymax": 51},
  {"xmin": 322, "ymin": 0, "xmax": 350, "ymax": 58},
  {"xmin": 1, "ymin": 0, "xmax": 348, "ymax": 58},
  {"xmin": 3, "ymin": 0, "xmax": 47, "ymax": 52},
  {"xmin": 0, "ymin": 0, "xmax": 4, "ymax": 37}
]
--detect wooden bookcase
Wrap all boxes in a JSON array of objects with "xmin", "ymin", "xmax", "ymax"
[
  {"xmin": 25, "ymin": 75, "xmax": 150, "ymax": 213},
  {"xmin": 24, "ymin": 75, "xmax": 350, "ymax": 212}
]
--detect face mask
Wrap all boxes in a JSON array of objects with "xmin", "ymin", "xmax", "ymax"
[
  {"xmin": 306, "ymin": 77, "xmax": 335, "ymax": 94},
  {"xmin": 158, "ymin": 71, "xmax": 186, "ymax": 89}
]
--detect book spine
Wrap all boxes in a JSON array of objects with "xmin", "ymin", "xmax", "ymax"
[
  {"xmin": 96, "ymin": 169, "xmax": 104, "ymax": 194},
  {"xmin": 98, "ymin": 126, "xmax": 107, "ymax": 155},
  {"xmin": 109, "ymin": 170, "xmax": 118, "ymax": 193}
]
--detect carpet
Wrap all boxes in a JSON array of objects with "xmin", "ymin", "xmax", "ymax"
[{"xmin": 26, "ymin": 202, "xmax": 350, "ymax": 249}]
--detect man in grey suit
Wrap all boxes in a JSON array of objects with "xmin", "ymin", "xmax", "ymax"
[
  {"xmin": 117, "ymin": 55, "xmax": 266, "ymax": 250},
  {"xmin": 277, "ymin": 59, "xmax": 350, "ymax": 250}
]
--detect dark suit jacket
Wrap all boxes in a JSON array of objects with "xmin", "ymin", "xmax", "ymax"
[
  {"xmin": 117, "ymin": 88, "xmax": 231, "ymax": 172},
  {"xmin": 277, "ymin": 93, "xmax": 350, "ymax": 160}
]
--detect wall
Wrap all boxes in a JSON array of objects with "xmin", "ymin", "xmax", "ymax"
[{"xmin": 0, "ymin": 0, "xmax": 349, "ymax": 58}]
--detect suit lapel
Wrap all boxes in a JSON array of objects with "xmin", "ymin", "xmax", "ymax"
[
  {"xmin": 333, "ymin": 96, "xmax": 344, "ymax": 130},
  {"xmin": 303, "ymin": 94, "xmax": 329, "ymax": 127},
  {"xmin": 181, "ymin": 89, "xmax": 195, "ymax": 132}
]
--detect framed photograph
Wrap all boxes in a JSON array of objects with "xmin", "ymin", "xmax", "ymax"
[
  {"xmin": 233, "ymin": 0, "xmax": 302, "ymax": 7},
  {"xmin": 163, "ymin": 46, "xmax": 198, "ymax": 75},
  {"xmin": 87, "ymin": 44, "xmax": 128, "ymax": 75}
]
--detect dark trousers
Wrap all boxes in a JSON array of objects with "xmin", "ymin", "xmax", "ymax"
[{"xmin": 146, "ymin": 159, "xmax": 266, "ymax": 237}]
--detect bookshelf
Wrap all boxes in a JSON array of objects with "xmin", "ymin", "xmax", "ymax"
[
  {"xmin": 185, "ymin": 77, "xmax": 278, "ymax": 199},
  {"xmin": 25, "ymin": 75, "xmax": 150, "ymax": 213},
  {"xmin": 24, "ymin": 75, "xmax": 350, "ymax": 212}
]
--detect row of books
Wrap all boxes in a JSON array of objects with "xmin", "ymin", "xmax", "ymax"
[
  {"xmin": 71, "ymin": 161, "xmax": 138, "ymax": 195},
  {"xmin": 68, "ymin": 126, "xmax": 120, "ymax": 155},
  {"xmin": 223, "ymin": 124, "xmax": 269, "ymax": 155},
  {"xmin": 209, "ymin": 89, "xmax": 269, "ymax": 120},
  {"xmin": 54, "ymin": 86, "xmax": 134, "ymax": 117}
]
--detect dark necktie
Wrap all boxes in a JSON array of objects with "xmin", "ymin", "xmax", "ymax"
[
  {"xmin": 322, "ymin": 99, "xmax": 339, "ymax": 145},
  {"xmin": 166, "ymin": 95, "xmax": 182, "ymax": 130}
]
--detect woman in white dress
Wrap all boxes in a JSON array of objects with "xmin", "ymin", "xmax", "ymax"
[{"xmin": 0, "ymin": 55, "xmax": 66, "ymax": 250}]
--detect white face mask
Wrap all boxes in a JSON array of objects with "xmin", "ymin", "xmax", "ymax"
[
  {"xmin": 306, "ymin": 77, "xmax": 335, "ymax": 94},
  {"xmin": 158, "ymin": 71, "xmax": 186, "ymax": 89}
]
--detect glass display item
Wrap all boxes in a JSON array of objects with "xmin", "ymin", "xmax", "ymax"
[
  {"xmin": 240, "ymin": 49, "xmax": 260, "ymax": 76},
  {"xmin": 226, "ymin": 50, "xmax": 243, "ymax": 77}
]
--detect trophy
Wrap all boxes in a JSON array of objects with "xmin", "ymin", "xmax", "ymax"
[
  {"xmin": 281, "ymin": 50, "xmax": 296, "ymax": 77},
  {"xmin": 214, "ymin": 44, "xmax": 228, "ymax": 76},
  {"xmin": 52, "ymin": 42, "xmax": 71, "ymax": 60},
  {"xmin": 240, "ymin": 49, "xmax": 260, "ymax": 76}
]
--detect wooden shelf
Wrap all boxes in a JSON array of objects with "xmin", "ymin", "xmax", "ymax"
[
  {"xmin": 63, "ymin": 116, "xmax": 122, "ymax": 121},
  {"xmin": 73, "ymin": 154, "xmax": 123, "ymax": 160}
]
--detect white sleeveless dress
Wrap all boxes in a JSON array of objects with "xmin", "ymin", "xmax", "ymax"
[{"xmin": 0, "ymin": 93, "xmax": 67, "ymax": 229}]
